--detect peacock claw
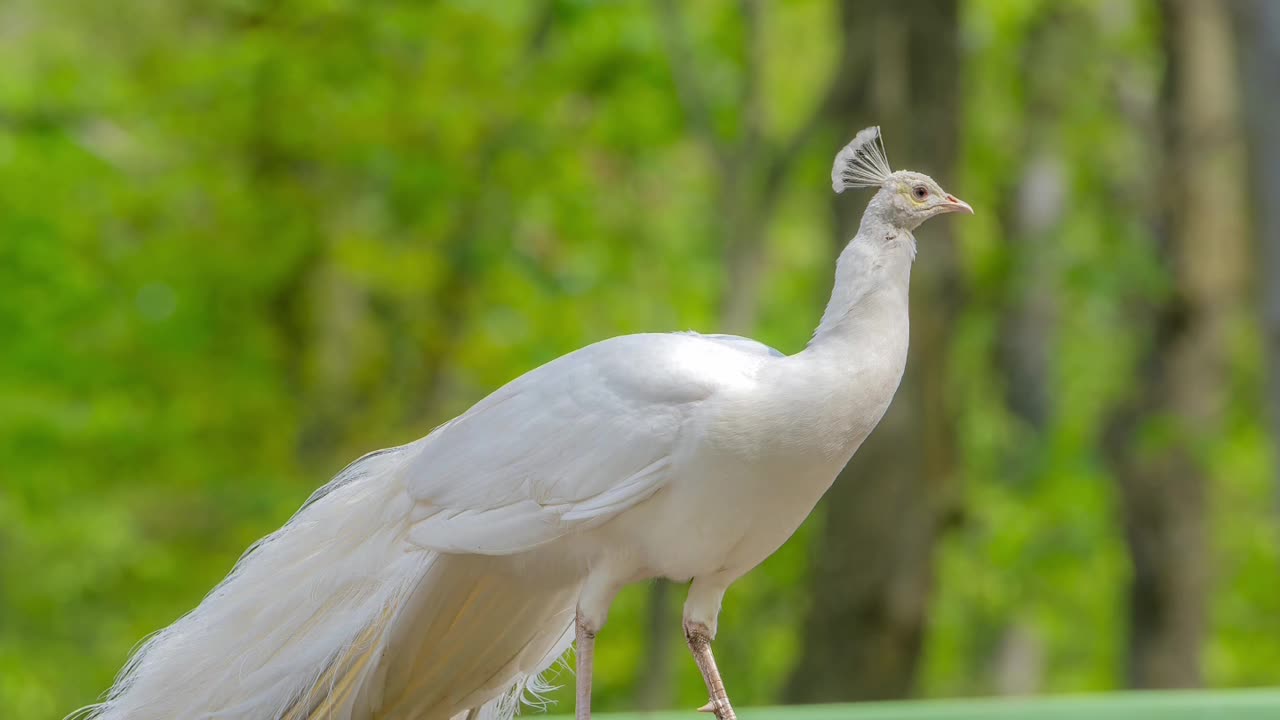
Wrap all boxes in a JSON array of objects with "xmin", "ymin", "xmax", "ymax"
[{"xmin": 697, "ymin": 701, "xmax": 716, "ymax": 713}]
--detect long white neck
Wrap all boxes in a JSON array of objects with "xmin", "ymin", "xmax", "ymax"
[{"xmin": 806, "ymin": 193, "xmax": 915, "ymax": 352}]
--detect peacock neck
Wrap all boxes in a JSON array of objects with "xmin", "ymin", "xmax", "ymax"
[{"xmin": 805, "ymin": 209, "xmax": 915, "ymax": 354}]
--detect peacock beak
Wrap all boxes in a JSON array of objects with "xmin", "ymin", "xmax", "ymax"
[{"xmin": 942, "ymin": 194, "xmax": 974, "ymax": 215}]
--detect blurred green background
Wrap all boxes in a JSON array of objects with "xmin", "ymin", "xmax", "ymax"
[{"xmin": 3, "ymin": 0, "xmax": 1279, "ymax": 718}]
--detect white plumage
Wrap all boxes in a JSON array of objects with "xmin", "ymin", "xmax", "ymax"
[
  {"xmin": 74, "ymin": 127, "xmax": 971, "ymax": 720},
  {"xmin": 831, "ymin": 125, "xmax": 893, "ymax": 192}
]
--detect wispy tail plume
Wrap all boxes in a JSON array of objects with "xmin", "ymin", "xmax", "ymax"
[
  {"xmin": 71, "ymin": 445, "xmax": 427, "ymax": 720},
  {"xmin": 71, "ymin": 443, "xmax": 577, "ymax": 720}
]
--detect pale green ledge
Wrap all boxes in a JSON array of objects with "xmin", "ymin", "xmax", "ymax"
[{"xmin": 555, "ymin": 689, "xmax": 1280, "ymax": 720}]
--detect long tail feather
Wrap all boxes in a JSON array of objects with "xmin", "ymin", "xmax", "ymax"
[{"xmin": 71, "ymin": 443, "xmax": 576, "ymax": 720}]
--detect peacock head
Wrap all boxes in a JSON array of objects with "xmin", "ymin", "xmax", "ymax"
[{"xmin": 831, "ymin": 126, "xmax": 972, "ymax": 231}]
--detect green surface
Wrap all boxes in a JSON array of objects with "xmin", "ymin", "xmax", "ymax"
[{"xmin": 583, "ymin": 690, "xmax": 1280, "ymax": 720}]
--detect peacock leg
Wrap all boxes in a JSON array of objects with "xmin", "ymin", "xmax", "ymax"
[
  {"xmin": 575, "ymin": 610, "xmax": 595, "ymax": 720},
  {"xmin": 685, "ymin": 620, "xmax": 736, "ymax": 720}
]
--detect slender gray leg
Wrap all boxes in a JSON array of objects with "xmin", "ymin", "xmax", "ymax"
[
  {"xmin": 575, "ymin": 610, "xmax": 596, "ymax": 720},
  {"xmin": 685, "ymin": 620, "xmax": 736, "ymax": 720}
]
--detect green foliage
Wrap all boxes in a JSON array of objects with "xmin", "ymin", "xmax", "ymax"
[{"xmin": 1, "ymin": 1, "xmax": 1276, "ymax": 718}]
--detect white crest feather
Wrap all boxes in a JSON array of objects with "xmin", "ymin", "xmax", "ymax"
[{"xmin": 831, "ymin": 126, "xmax": 893, "ymax": 192}]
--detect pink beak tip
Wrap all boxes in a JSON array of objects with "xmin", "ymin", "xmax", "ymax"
[{"xmin": 946, "ymin": 194, "xmax": 974, "ymax": 215}]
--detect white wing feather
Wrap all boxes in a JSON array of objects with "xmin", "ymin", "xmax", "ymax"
[
  {"xmin": 677, "ymin": 330, "xmax": 784, "ymax": 358},
  {"xmin": 403, "ymin": 332, "xmax": 764, "ymax": 555}
]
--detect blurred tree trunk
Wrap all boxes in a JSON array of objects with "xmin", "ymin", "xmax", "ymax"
[
  {"xmin": 994, "ymin": 9, "xmax": 1080, "ymax": 436},
  {"xmin": 1234, "ymin": 0, "xmax": 1280, "ymax": 506},
  {"xmin": 985, "ymin": 9, "xmax": 1083, "ymax": 695},
  {"xmin": 785, "ymin": 0, "xmax": 961, "ymax": 702},
  {"xmin": 1106, "ymin": 0, "xmax": 1248, "ymax": 689}
]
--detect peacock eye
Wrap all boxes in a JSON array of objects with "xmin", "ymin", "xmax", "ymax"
[{"xmin": 912, "ymin": 185, "xmax": 929, "ymax": 200}]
